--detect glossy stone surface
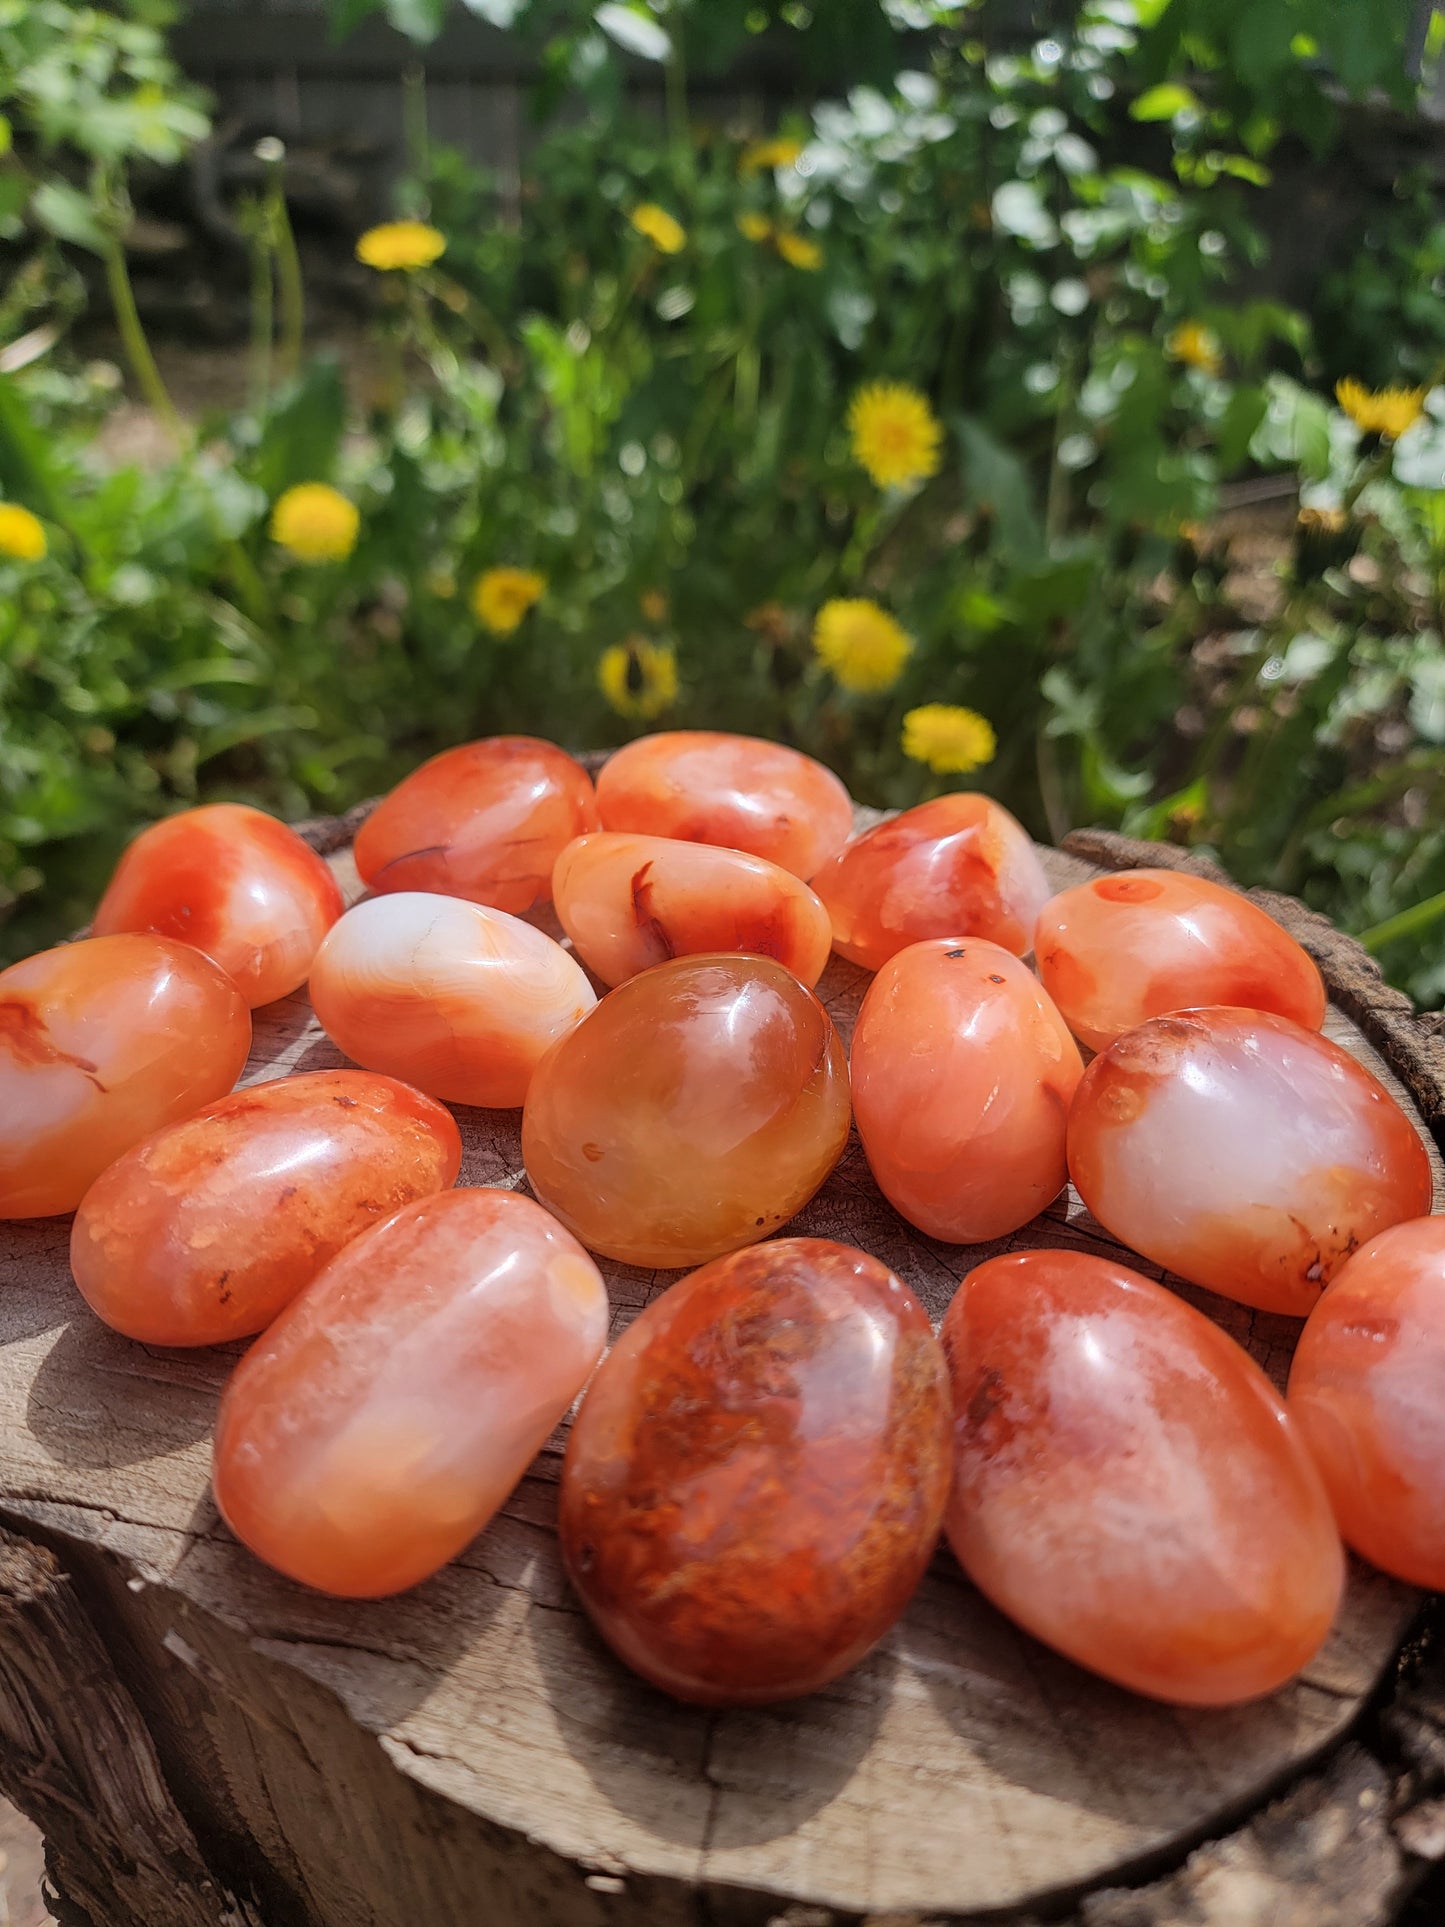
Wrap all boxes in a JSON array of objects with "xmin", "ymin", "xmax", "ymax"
[
  {"xmin": 811, "ymin": 794, "xmax": 1053, "ymax": 972},
  {"xmin": 1035, "ymin": 868, "xmax": 1327, "ymax": 1052},
  {"xmin": 595, "ymin": 731, "xmax": 853, "ymax": 879},
  {"xmin": 71, "ymin": 1070, "xmax": 462, "ymax": 1345},
  {"xmin": 213, "ymin": 1187, "xmax": 609, "ymax": 1597},
  {"xmin": 309, "ymin": 892, "xmax": 596, "ymax": 1108},
  {"xmin": 560, "ymin": 1238, "xmax": 951, "ymax": 1704},
  {"xmin": 92, "ymin": 803, "xmax": 344, "ymax": 1008},
  {"xmin": 1288, "ymin": 1217, "xmax": 1445, "ymax": 1589},
  {"xmin": 353, "ymin": 736, "xmax": 600, "ymax": 913},
  {"xmin": 943, "ymin": 1249, "xmax": 1344, "ymax": 1706},
  {"xmin": 851, "ymin": 940, "xmax": 1083, "ymax": 1242},
  {"xmin": 552, "ymin": 831, "xmax": 833, "ymax": 988},
  {"xmin": 1067, "ymin": 1009, "xmax": 1433, "ymax": 1316},
  {"xmin": 522, "ymin": 954, "xmax": 851, "ymax": 1267},
  {"xmin": 0, "ymin": 935, "xmax": 251, "ymax": 1219}
]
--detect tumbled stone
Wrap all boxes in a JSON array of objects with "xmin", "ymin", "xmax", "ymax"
[
  {"xmin": 560, "ymin": 1237, "xmax": 951, "ymax": 1703},
  {"xmin": 71, "ymin": 1070, "xmax": 461, "ymax": 1345},
  {"xmin": 943, "ymin": 1248, "xmax": 1344, "ymax": 1704},
  {"xmin": 522, "ymin": 954, "xmax": 850, "ymax": 1266},
  {"xmin": 213, "ymin": 1187, "xmax": 609, "ymax": 1597},
  {"xmin": 0, "ymin": 935, "xmax": 251, "ymax": 1219}
]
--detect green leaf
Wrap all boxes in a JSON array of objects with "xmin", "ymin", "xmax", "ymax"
[
  {"xmin": 0, "ymin": 373, "xmax": 70, "ymax": 531},
  {"xmin": 1217, "ymin": 385, "xmax": 1268, "ymax": 470},
  {"xmin": 251, "ymin": 358, "xmax": 348, "ymax": 501},
  {"xmin": 29, "ymin": 180, "xmax": 108, "ymax": 255},
  {"xmin": 955, "ymin": 415, "xmax": 1043, "ymax": 565},
  {"xmin": 594, "ymin": 4, "xmax": 672, "ymax": 62},
  {"xmin": 1219, "ymin": 153, "xmax": 1271, "ymax": 186},
  {"xmin": 1129, "ymin": 83, "xmax": 1201, "ymax": 123},
  {"xmin": 381, "ymin": 0, "xmax": 451, "ymax": 43}
]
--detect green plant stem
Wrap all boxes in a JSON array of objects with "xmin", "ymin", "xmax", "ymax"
[
  {"xmin": 273, "ymin": 188, "xmax": 306, "ymax": 382},
  {"xmin": 249, "ymin": 222, "xmax": 274, "ymax": 414},
  {"xmin": 402, "ymin": 63, "xmax": 429, "ymax": 182},
  {"xmin": 664, "ymin": 31, "xmax": 690, "ymax": 176},
  {"xmin": 101, "ymin": 228, "xmax": 182, "ymax": 441},
  {"xmin": 1359, "ymin": 887, "xmax": 1445, "ymax": 954}
]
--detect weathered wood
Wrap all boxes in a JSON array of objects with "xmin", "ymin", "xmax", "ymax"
[{"xmin": 0, "ymin": 814, "xmax": 1440, "ymax": 1925}]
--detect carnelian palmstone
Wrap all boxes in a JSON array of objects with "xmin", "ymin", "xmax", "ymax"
[
  {"xmin": 353, "ymin": 736, "xmax": 600, "ymax": 913},
  {"xmin": 1288, "ymin": 1217, "xmax": 1445, "ymax": 1589},
  {"xmin": 595, "ymin": 731, "xmax": 853, "ymax": 879},
  {"xmin": 309, "ymin": 891, "xmax": 595, "ymax": 1108},
  {"xmin": 1067, "ymin": 1009, "xmax": 1433, "ymax": 1316},
  {"xmin": 92, "ymin": 803, "xmax": 344, "ymax": 1008},
  {"xmin": 522, "ymin": 954, "xmax": 850, "ymax": 1267},
  {"xmin": 0, "ymin": 935, "xmax": 251, "ymax": 1219},
  {"xmin": 213, "ymin": 1187, "xmax": 609, "ymax": 1597},
  {"xmin": 851, "ymin": 939, "xmax": 1083, "ymax": 1242},
  {"xmin": 71, "ymin": 1070, "xmax": 462, "ymax": 1345},
  {"xmin": 552, "ymin": 831, "xmax": 833, "ymax": 988},
  {"xmin": 943, "ymin": 1249, "xmax": 1344, "ymax": 1705},
  {"xmin": 1035, "ymin": 867, "xmax": 1327, "ymax": 1052},
  {"xmin": 560, "ymin": 1237, "xmax": 951, "ymax": 1704},
  {"xmin": 811, "ymin": 793, "xmax": 1053, "ymax": 971}
]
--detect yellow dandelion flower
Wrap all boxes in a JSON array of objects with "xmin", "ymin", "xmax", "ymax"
[
  {"xmin": 1336, "ymin": 378, "xmax": 1427, "ymax": 440},
  {"xmin": 901, "ymin": 703, "xmax": 997, "ymax": 776},
  {"xmin": 775, "ymin": 230, "xmax": 822, "ymax": 271},
  {"xmin": 599, "ymin": 637, "xmax": 678, "ymax": 719},
  {"xmin": 1167, "ymin": 321, "xmax": 1224, "ymax": 376},
  {"xmin": 0, "ymin": 503, "xmax": 47, "ymax": 562},
  {"xmin": 736, "ymin": 212, "xmax": 774, "ymax": 243},
  {"xmin": 640, "ymin": 588, "xmax": 669, "ymax": 624},
  {"xmin": 813, "ymin": 598, "xmax": 913, "ymax": 694},
  {"xmin": 471, "ymin": 566, "xmax": 546, "ymax": 635},
  {"xmin": 355, "ymin": 221, "xmax": 447, "ymax": 272},
  {"xmin": 847, "ymin": 381, "xmax": 944, "ymax": 491},
  {"xmin": 269, "ymin": 484, "xmax": 359, "ymax": 563},
  {"xmin": 630, "ymin": 204, "xmax": 686, "ymax": 255},
  {"xmin": 739, "ymin": 135, "xmax": 804, "ymax": 176}
]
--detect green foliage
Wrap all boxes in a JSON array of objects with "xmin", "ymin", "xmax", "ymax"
[{"xmin": 3, "ymin": 0, "xmax": 1445, "ymax": 1005}]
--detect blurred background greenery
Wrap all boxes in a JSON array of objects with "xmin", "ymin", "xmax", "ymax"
[{"xmin": 4, "ymin": 0, "xmax": 1445, "ymax": 1003}]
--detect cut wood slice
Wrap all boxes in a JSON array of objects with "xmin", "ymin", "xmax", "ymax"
[{"xmin": 0, "ymin": 809, "xmax": 1439, "ymax": 1927}]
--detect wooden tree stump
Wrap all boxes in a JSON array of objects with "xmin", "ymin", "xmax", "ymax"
[{"xmin": 1, "ymin": 812, "xmax": 1443, "ymax": 1926}]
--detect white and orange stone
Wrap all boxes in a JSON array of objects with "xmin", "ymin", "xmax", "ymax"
[
  {"xmin": 850, "ymin": 939, "xmax": 1082, "ymax": 1242},
  {"xmin": 71, "ymin": 1070, "xmax": 462, "ymax": 1345},
  {"xmin": 595, "ymin": 731, "xmax": 853, "ymax": 879},
  {"xmin": 943, "ymin": 1249, "xmax": 1344, "ymax": 1705},
  {"xmin": 92, "ymin": 802, "xmax": 344, "ymax": 1007},
  {"xmin": 213, "ymin": 1187, "xmax": 609, "ymax": 1597},
  {"xmin": 1035, "ymin": 868, "xmax": 1326, "ymax": 1052},
  {"xmin": 309, "ymin": 892, "xmax": 596, "ymax": 1108},
  {"xmin": 811, "ymin": 793, "xmax": 1052, "ymax": 971},
  {"xmin": 1067, "ymin": 1008, "xmax": 1433, "ymax": 1316},
  {"xmin": 552, "ymin": 831, "xmax": 833, "ymax": 987},
  {"xmin": 0, "ymin": 934, "xmax": 251, "ymax": 1219}
]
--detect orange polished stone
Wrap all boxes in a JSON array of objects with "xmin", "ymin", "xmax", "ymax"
[
  {"xmin": 943, "ymin": 1249, "xmax": 1344, "ymax": 1705},
  {"xmin": 810, "ymin": 793, "xmax": 1053, "ymax": 972},
  {"xmin": 71, "ymin": 1070, "xmax": 462, "ymax": 1345},
  {"xmin": 0, "ymin": 935, "xmax": 251, "ymax": 1219},
  {"xmin": 851, "ymin": 940, "xmax": 1083, "ymax": 1242},
  {"xmin": 560, "ymin": 1238, "xmax": 951, "ymax": 1704},
  {"xmin": 92, "ymin": 803, "xmax": 344, "ymax": 1007},
  {"xmin": 522, "ymin": 954, "xmax": 851, "ymax": 1267},
  {"xmin": 1067, "ymin": 1009, "xmax": 1433, "ymax": 1316},
  {"xmin": 353, "ymin": 736, "xmax": 600, "ymax": 912},
  {"xmin": 309, "ymin": 892, "xmax": 596, "ymax": 1108},
  {"xmin": 552, "ymin": 831, "xmax": 833, "ymax": 988},
  {"xmin": 1288, "ymin": 1217, "xmax": 1445, "ymax": 1589},
  {"xmin": 594, "ymin": 731, "xmax": 853, "ymax": 879},
  {"xmin": 1035, "ymin": 868, "xmax": 1327, "ymax": 1052},
  {"xmin": 213, "ymin": 1187, "xmax": 609, "ymax": 1597}
]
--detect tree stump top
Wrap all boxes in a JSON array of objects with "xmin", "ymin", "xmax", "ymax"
[{"xmin": 0, "ymin": 814, "xmax": 1439, "ymax": 1927}]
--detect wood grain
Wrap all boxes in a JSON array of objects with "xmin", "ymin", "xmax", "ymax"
[{"xmin": 0, "ymin": 816, "xmax": 1438, "ymax": 1925}]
